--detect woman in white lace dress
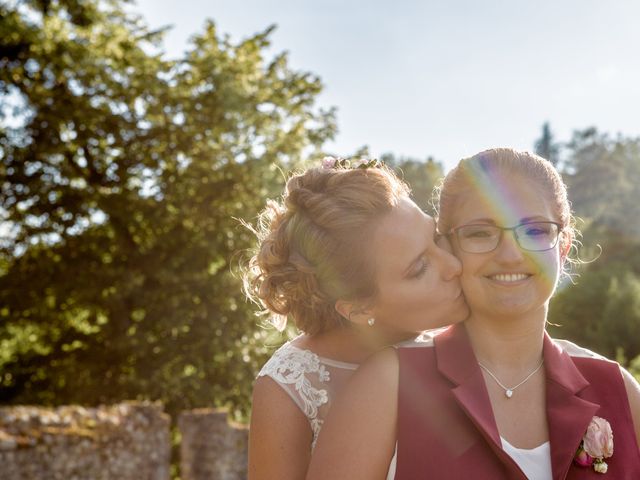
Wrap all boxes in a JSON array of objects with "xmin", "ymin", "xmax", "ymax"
[{"xmin": 244, "ymin": 157, "xmax": 469, "ymax": 479}]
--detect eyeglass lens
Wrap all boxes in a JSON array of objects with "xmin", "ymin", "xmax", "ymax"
[{"xmin": 456, "ymin": 222, "xmax": 559, "ymax": 253}]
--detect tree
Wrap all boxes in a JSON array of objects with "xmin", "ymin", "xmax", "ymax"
[
  {"xmin": 547, "ymin": 130, "xmax": 640, "ymax": 364},
  {"xmin": 549, "ymin": 267, "xmax": 640, "ymax": 363},
  {"xmin": 534, "ymin": 122, "xmax": 561, "ymax": 167},
  {"xmin": 629, "ymin": 354, "xmax": 640, "ymax": 383},
  {"xmin": 0, "ymin": 0, "xmax": 335, "ymax": 418},
  {"xmin": 380, "ymin": 153, "xmax": 445, "ymax": 214},
  {"xmin": 563, "ymin": 130, "xmax": 640, "ymax": 242}
]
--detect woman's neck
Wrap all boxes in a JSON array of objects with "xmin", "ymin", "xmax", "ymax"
[
  {"xmin": 464, "ymin": 307, "xmax": 547, "ymax": 372},
  {"xmin": 297, "ymin": 324, "xmax": 416, "ymax": 365}
]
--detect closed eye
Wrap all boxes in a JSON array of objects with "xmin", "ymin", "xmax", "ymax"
[{"xmin": 409, "ymin": 256, "xmax": 429, "ymax": 278}]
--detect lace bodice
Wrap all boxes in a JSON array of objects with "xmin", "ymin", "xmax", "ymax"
[{"xmin": 257, "ymin": 339, "xmax": 358, "ymax": 449}]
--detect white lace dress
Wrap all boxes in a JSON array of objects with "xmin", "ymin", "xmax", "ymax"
[
  {"xmin": 256, "ymin": 334, "xmax": 441, "ymax": 479},
  {"xmin": 257, "ymin": 338, "xmax": 358, "ymax": 449}
]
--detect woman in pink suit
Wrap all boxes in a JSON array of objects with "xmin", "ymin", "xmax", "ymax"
[{"xmin": 307, "ymin": 148, "xmax": 640, "ymax": 479}]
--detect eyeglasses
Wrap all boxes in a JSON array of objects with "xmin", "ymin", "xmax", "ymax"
[{"xmin": 448, "ymin": 221, "xmax": 563, "ymax": 254}]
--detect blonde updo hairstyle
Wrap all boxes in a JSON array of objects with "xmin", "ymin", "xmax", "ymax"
[
  {"xmin": 245, "ymin": 164, "xmax": 411, "ymax": 335},
  {"xmin": 435, "ymin": 148, "xmax": 577, "ymax": 267}
]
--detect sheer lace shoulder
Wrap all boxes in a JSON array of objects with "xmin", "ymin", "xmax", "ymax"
[{"xmin": 257, "ymin": 340, "xmax": 357, "ymax": 448}]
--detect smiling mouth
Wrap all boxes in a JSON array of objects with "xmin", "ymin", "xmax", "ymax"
[{"xmin": 487, "ymin": 273, "xmax": 531, "ymax": 283}]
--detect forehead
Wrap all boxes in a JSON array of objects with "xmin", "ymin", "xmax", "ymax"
[
  {"xmin": 453, "ymin": 173, "xmax": 557, "ymax": 226},
  {"xmin": 371, "ymin": 198, "xmax": 433, "ymax": 269}
]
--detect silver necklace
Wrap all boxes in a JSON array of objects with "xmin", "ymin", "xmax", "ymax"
[{"xmin": 478, "ymin": 359, "xmax": 544, "ymax": 399}]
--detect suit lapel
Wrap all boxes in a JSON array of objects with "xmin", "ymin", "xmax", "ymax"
[
  {"xmin": 435, "ymin": 324, "xmax": 528, "ymax": 479},
  {"xmin": 543, "ymin": 333, "xmax": 600, "ymax": 480},
  {"xmin": 435, "ymin": 325, "xmax": 602, "ymax": 479}
]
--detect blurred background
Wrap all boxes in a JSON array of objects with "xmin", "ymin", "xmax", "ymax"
[{"xmin": 1, "ymin": 0, "xmax": 639, "ymax": 438}]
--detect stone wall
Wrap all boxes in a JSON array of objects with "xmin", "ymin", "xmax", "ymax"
[
  {"xmin": 178, "ymin": 408, "xmax": 248, "ymax": 480},
  {"xmin": 0, "ymin": 402, "xmax": 170, "ymax": 480}
]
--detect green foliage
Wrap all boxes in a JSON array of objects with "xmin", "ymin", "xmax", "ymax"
[
  {"xmin": 549, "ymin": 266, "xmax": 640, "ymax": 362},
  {"xmin": 1, "ymin": 0, "xmax": 335, "ymax": 419},
  {"xmin": 564, "ymin": 130, "xmax": 640, "ymax": 241},
  {"xmin": 2, "ymin": 0, "xmax": 639, "ymax": 427},
  {"xmin": 546, "ymin": 127, "xmax": 640, "ymax": 365},
  {"xmin": 534, "ymin": 122, "xmax": 560, "ymax": 167},
  {"xmin": 629, "ymin": 354, "xmax": 640, "ymax": 383},
  {"xmin": 381, "ymin": 153, "xmax": 444, "ymax": 215}
]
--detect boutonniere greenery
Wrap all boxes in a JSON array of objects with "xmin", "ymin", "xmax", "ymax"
[{"xmin": 573, "ymin": 416, "xmax": 614, "ymax": 474}]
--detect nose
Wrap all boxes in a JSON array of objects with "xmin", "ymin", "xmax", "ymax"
[
  {"xmin": 496, "ymin": 230, "xmax": 526, "ymax": 263},
  {"xmin": 437, "ymin": 248, "xmax": 463, "ymax": 280}
]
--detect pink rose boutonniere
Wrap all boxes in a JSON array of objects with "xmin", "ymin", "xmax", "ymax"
[{"xmin": 574, "ymin": 416, "xmax": 614, "ymax": 474}]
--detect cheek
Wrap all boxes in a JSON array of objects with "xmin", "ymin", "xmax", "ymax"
[
  {"xmin": 459, "ymin": 274, "xmax": 480, "ymax": 302},
  {"xmin": 542, "ymin": 258, "xmax": 562, "ymax": 291},
  {"xmin": 379, "ymin": 280, "xmax": 432, "ymax": 314},
  {"xmin": 457, "ymin": 254, "xmax": 479, "ymax": 280},
  {"xmin": 412, "ymin": 274, "xmax": 449, "ymax": 306},
  {"xmin": 534, "ymin": 250, "xmax": 561, "ymax": 277}
]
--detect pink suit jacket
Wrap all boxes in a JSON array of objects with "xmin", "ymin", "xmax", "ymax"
[{"xmin": 395, "ymin": 323, "xmax": 640, "ymax": 479}]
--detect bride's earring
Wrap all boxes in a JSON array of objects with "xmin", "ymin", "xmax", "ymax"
[{"xmin": 367, "ymin": 317, "xmax": 375, "ymax": 326}]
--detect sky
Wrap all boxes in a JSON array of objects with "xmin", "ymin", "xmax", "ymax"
[{"xmin": 132, "ymin": 0, "xmax": 640, "ymax": 171}]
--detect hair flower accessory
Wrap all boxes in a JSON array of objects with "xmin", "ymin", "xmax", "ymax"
[
  {"xmin": 320, "ymin": 156, "xmax": 382, "ymax": 170},
  {"xmin": 321, "ymin": 156, "xmax": 338, "ymax": 169},
  {"xmin": 574, "ymin": 416, "xmax": 613, "ymax": 474}
]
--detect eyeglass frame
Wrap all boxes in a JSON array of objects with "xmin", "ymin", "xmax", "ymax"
[{"xmin": 447, "ymin": 221, "xmax": 564, "ymax": 254}]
